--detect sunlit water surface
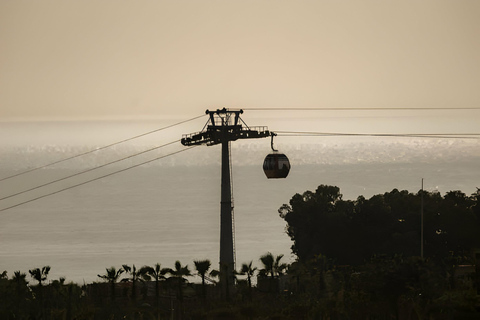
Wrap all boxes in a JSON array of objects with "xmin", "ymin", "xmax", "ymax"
[{"xmin": 1, "ymin": 120, "xmax": 479, "ymax": 284}]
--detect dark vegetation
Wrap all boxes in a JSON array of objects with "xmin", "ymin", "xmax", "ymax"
[
  {"xmin": 1, "ymin": 185, "xmax": 480, "ymax": 319},
  {"xmin": 280, "ymin": 185, "xmax": 480, "ymax": 265}
]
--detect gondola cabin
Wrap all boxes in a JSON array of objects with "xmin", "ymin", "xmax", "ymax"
[{"xmin": 263, "ymin": 153, "xmax": 290, "ymax": 179}]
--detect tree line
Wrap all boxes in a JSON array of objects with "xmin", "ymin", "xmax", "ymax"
[
  {"xmin": 1, "ymin": 185, "xmax": 479, "ymax": 319},
  {"xmin": 279, "ymin": 185, "xmax": 480, "ymax": 265},
  {"xmin": 0, "ymin": 252, "xmax": 288, "ymax": 319}
]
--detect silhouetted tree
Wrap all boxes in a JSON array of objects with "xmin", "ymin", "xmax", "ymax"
[
  {"xmin": 0, "ymin": 271, "xmax": 8, "ymax": 318},
  {"xmin": 280, "ymin": 185, "xmax": 480, "ymax": 265},
  {"xmin": 11, "ymin": 271, "xmax": 31, "ymax": 317},
  {"xmin": 122, "ymin": 264, "xmax": 142, "ymax": 302},
  {"xmin": 166, "ymin": 261, "xmax": 191, "ymax": 302},
  {"xmin": 259, "ymin": 252, "xmax": 286, "ymax": 293},
  {"xmin": 98, "ymin": 266, "xmax": 124, "ymax": 302},
  {"xmin": 239, "ymin": 261, "xmax": 257, "ymax": 300},
  {"xmin": 29, "ymin": 266, "xmax": 50, "ymax": 286},
  {"xmin": 259, "ymin": 252, "xmax": 275, "ymax": 279},
  {"xmin": 140, "ymin": 263, "xmax": 167, "ymax": 319},
  {"xmin": 194, "ymin": 259, "xmax": 211, "ymax": 301},
  {"xmin": 279, "ymin": 185, "xmax": 355, "ymax": 263},
  {"xmin": 274, "ymin": 254, "xmax": 288, "ymax": 277},
  {"xmin": 29, "ymin": 266, "xmax": 50, "ymax": 318}
]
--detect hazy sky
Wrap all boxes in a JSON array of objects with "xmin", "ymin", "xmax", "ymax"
[
  {"xmin": 1, "ymin": 0, "xmax": 479, "ymax": 121},
  {"xmin": 1, "ymin": 1, "xmax": 480, "ymax": 283}
]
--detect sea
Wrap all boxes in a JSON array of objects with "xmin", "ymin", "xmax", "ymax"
[{"xmin": 0, "ymin": 117, "xmax": 479, "ymax": 284}]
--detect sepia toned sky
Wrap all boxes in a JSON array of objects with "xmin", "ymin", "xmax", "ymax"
[
  {"xmin": 1, "ymin": 0, "xmax": 479, "ymax": 121},
  {"xmin": 1, "ymin": 1, "xmax": 480, "ymax": 283}
]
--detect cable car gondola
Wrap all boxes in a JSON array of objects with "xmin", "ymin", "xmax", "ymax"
[{"xmin": 263, "ymin": 133, "xmax": 290, "ymax": 179}]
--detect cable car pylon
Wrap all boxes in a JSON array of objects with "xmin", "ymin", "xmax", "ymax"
[{"xmin": 181, "ymin": 108, "xmax": 270, "ymax": 299}]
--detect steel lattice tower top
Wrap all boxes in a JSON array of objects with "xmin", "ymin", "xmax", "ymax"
[{"xmin": 181, "ymin": 108, "xmax": 270, "ymax": 146}]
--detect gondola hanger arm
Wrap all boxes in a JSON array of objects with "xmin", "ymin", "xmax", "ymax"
[{"xmin": 270, "ymin": 132, "xmax": 278, "ymax": 152}]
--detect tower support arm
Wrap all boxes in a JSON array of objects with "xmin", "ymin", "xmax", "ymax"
[{"xmin": 181, "ymin": 127, "xmax": 270, "ymax": 146}]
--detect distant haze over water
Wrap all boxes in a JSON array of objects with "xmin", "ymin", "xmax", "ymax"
[{"xmin": 0, "ymin": 119, "xmax": 479, "ymax": 284}]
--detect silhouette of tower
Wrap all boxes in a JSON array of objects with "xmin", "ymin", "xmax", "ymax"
[{"xmin": 181, "ymin": 108, "xmax": 270, "ymax": 298}]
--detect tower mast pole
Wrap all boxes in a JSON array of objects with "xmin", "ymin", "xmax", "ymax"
[{"xmin": 220, "ymin": 137, "xmax": 234, "ymax": 298}]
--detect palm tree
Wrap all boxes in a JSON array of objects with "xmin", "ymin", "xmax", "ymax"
[
  {"xmin": 166, "ymin": 261, "xmax": 191, "ymax": 302},
  {"xmin": 11, "ymin": 271, "xmax": 31, "ymax": 319},
  {"xmin": 139, "ymin": 263, "xmax": 167, "ymax": 320},
  {"xmin": 260, "ymin": 252, "xmax": 275, "ymax": 279},
  {"xmin": 97, "ymin": 266, "xmax": 124, "ymax": 301},
  {"xmin": 29, "ymin": 266, "xmax": 50, "ymax": 318},
  {"xmin": 260, "ymin": 252, "xmax": 286, "ymax": 279},
  {"xmin": 274, "ymin": 254, "xmax": 287, "ymax": 277},
  {"xmin": 122, "ymin": 264, "xmax": 142, "ymax": 302},
  {"xmin": 240, "ymin": 261, "xmax": 257, "ymax": 291},
  {"xmin": 12, "ymin": 271, "xmax": 28, "ymax": 284},
  {"xmin": 260, "ymin": 253, "xmax": 287, "ymax": 294},
  {"xmin": 194, "ymin": 259, "xmax": 211, "ymax": 300},
  {"xmin": 29, "ymin": 266, "xmax": 50, "ymax": 286}
]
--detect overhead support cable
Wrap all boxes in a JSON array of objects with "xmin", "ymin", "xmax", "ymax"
[
  {"xmin": 0, "ymin": 114, "xmax": 205, "ymax": 182},
  {"xmin": 0, "ymin": 140, "xmax": 180, "ymax": 202},
  {"xmin": 243, "ymin": 107, "xmax": 480, "ymax": 111},
  {"xmin": 276, "ymin": 131, "xmax": 480, "ymax": 139},
  {"xmin": 0, "ymin": 146, "xmax": 197, "ymax": 212}
]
